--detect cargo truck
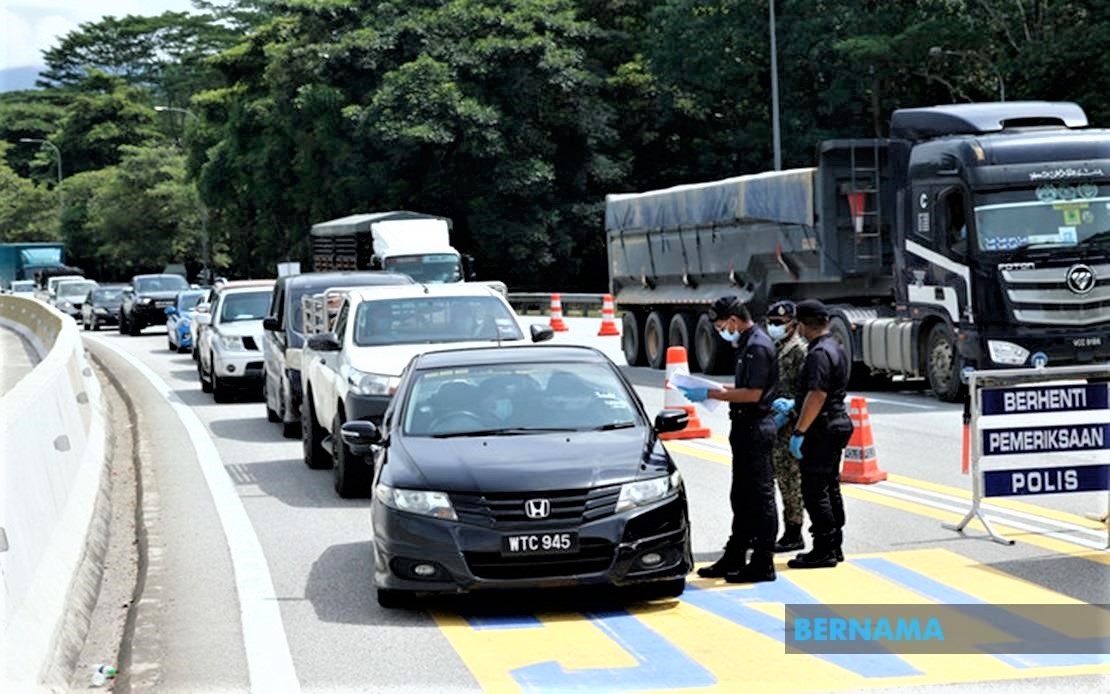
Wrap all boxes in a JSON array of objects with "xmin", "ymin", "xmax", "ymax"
[
  {"xmin": 0, "ymin": 242, "xmax": 81, "ymax": 291},
  {"xmin": 606, "ymin": 101, "xmax": 1110, "ymax": 400}
]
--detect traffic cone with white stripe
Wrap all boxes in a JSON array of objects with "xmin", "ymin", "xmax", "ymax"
[
  {"xmin": 597, "ymin": 294, "xmax": 620, "ymax": 336},
  {"xmin": 548, "ymin": 293, "xmax": 568, "ymax": 332},
  {"xmin": 840, "ymin": 397, "xmax": 887, "ymax": 484},
  {"xmin": 660, "ymin": 346, "xmax": 710, "ymax": 441}
]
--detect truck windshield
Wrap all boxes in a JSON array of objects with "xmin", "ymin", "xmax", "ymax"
[
  {"xmin": 974, "ymin": 184, "xmax": 1110, "ymax": 252},
  {"xmin": 383, "ymin": 254, "xmax": 462, "ymax": 283},
  {"xmin": 353, "ymin": 295, "xmax": 522, "ymax": 346},
  {"xmin": 20, "ymin": 248, "xmax": 62, "ymax": 265}
]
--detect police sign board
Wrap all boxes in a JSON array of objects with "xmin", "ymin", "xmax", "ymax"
[
  {"xmin": 982, "ymin": 423, "xmax": 1110, "ymax": 456},
  {"xmin": 983, "ymin": 464, "xmax": 1110, "ymax": 497},
  {"xmin": 980, "ymin": 384, "xmax": 1108, "ymax": 416}
]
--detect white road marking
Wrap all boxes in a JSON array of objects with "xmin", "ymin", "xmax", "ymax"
[
  {"xmin": 851, "ymin": 394, "xmax": 939, "ymax": 410},
  {"xmin": 87, "ymin": 336, "xmax": 300, "ymax": 693}
]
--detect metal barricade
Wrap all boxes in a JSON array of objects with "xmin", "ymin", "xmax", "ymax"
[{"xmin": 945, "ymin": 364, "xmax": 1110, "ymax": 547}]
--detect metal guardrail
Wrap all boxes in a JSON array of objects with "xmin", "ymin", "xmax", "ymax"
[{"xmin": 507, "ymin": 292, "xmax": 606, "ymax": 316}]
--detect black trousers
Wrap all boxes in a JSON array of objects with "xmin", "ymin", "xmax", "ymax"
[
  {"xmin": 799, "ymin": 415, "xmax": 853, "ymax": 540},
  {"xmin": 728, "ymin": 415, "xmax": 778, "ymax": 554}
]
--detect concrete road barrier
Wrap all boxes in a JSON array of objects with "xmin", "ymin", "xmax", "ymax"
[{"xmin": 1, "ymin": 296, "xmax": 107, "ymax": 690}]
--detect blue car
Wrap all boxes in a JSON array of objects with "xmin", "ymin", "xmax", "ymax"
[{"xmin": 166, "ymin": 289, "xmax": 208, "ymax": 353}]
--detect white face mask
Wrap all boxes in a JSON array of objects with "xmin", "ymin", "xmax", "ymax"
[
  {"xmin": 717, "ymin": 326, "xmax": 739, "ymax": 343},
  {"xmin": 767, "ymin": 323, "xmax": 787, "ymax": 341}
]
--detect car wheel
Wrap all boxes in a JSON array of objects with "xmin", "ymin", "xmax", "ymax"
[
  {"xmin": 91, "ymin": 317, "xmax": 100, "ymax": 331},
  {"xmin": 82, "ymin": 316, "xmax": 90, "ymax": 331},
  {"xmin": 376, "ymin": 589, "xmax": 412, "ymax": 609},
  {"xmin": 212, "ymin": 364, "xmax": 231, "ymax": 403},
  {"xmin": 301, "ymin": 393, "xmax": 330, "ymax": 469},
  {"xmin": 264, "ymin": 381, "xmax": 281, "ymax": 422},
  {"xmin": 192, "ymin": 344, "xmax": 199, "ymax": 361},
  {"xmin": 281, "ymin": 389, "xmax": 301, "ymax": 438},
  {"xmin": 199, "ymin": 355, "xmax": 213, "ymax": 393},
  {"xmin": 168, "ymin": 334, "xmax": 176, "ymax": 351},
  {"xmin": 333, "ymin": 411, "xmax": 371, "ymax": 498},
  {"xmin": 129, "ymin": 317, "xmax": 142, "ymax": 336},
  {"xmin": 118, "ymin": 313, "xmax": 128, "ymax": 335}
]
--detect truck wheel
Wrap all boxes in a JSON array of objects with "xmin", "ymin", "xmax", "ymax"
[
  {"xmin": 644, "ymin": 311, "xmax": 669, "ymax": 370},
  {"xmin": 333, "ymin": 411, "xmax": 371, "ymax": 498},
  {"xmin": 694, "ymin": 313, "xmax": 727, "ymax": 374},
  {"xmin": 829, "ymin": 315, "xmax": 855, "ymax": 384},
  {"xmin": 622, "ymin": 312, "xmax": 645, "ymax": 366},
  {"xmin": 301, "ymin": 393, "xmax": 330, "ymax": 469},
  {"xmin": 667, "ymin": 313, "xmax": 698, "ymax": 371},
  {"xmin": 926, "ymin": 323, "xmax": 963, "ymax": 402}
]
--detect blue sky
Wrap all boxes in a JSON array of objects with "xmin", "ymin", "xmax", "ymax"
[{"xmin": 2, "ymin": 0, "xmax": 196, "ymax": 69}]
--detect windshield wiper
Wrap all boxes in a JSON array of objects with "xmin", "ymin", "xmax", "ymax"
[
  {"xmin": 431, "ymin": 427, "xmax": 577, "ymax": 438},
  {"xmin": 590, "ymin": 421, "xmax": 636, "ymax": 431}
]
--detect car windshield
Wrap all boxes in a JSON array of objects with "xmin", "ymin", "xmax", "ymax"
[
  {"xmin": 383, "ymin": 254, "xmax": 462, "ymax": 283},
  {"xmin": 58, "ymin": 281, "xmax": 97, "ymax": 299},
  {"xmin": 177, "ymin": 292, "xmax": 205, "ymax": 311},
  {"xmin": 92, "ymin": 289, "xmax": 123, "ymax": 303},
  {"xmin": 11, "ymin": 281, "xmax": 35, "ymax": 292},
  {"xmin": 135, "ymin": 276, "xmax": 189, "ymax": 292},
  {"xmin": 219, "ymin": 291, "xmax": 271, "ymax": 323},
  {"xmin": 974, "ymin": 184, "xmax": 1110, "ymax": 252},
  {"xmin": 353, "ymin": 295, "xmax": 523, "ymax": 346},
  {"xmin": 403, "ymin": 362, "xmax": 642, "ymax": 437}
]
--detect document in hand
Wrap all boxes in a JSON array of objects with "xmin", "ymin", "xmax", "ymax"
[{"xmin": 668, "ymin": 373, "xmax": 726, "ymax": 412}]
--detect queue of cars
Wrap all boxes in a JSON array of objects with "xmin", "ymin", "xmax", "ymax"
[{"xmin": 89, "ymin": 268, "xmax": 695, "ymax": 608}]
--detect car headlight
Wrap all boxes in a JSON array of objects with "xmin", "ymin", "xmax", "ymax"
[
  {"xmin": 987, "ymin": 340, "xmax": 1029, "ymax": 366},
  {"xmin": 615, "ymin": 471, "xmax": 682, "ymax": 513},
  {"xmin": 61, "ymin": 300, "xmax": 73, "ymax": 309},
  {"xmin": 141, "ymin": 297, "xmax": 154, "ymax": 305},
  {"xmin": 285, "ymin": 348, "xmax": 303, "ymax": 370},
  {"xmin": 375, "ymin": 484, "xmax": 457, "ymax": 520},
  {"xmin": 95, "ymin": 307, "xmax": 108, "ymax": 315},
  {"xmin": 347, "ymin": 368, "xmax": 399, "ymax": 396},
  {"xmin": 216, "ymin": 334, "xmax": 246, "ymax": 351}
]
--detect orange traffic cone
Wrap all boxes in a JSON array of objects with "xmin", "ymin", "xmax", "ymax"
[
  {"xmin": 549, "ymin": 293, "xmax": 568, "ymax": 332},
  {"xmin": 841, "ymin": 397, "xmax": 887, "ymax": 484},
  {"xmin": 660, "ymin": 346, "xmax": 711, "ymax": 441},
  {"xmin": 598, "ymin": 294, "xmax": 620, "ymax": 336}
]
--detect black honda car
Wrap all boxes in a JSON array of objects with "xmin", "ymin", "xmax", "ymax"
[{"xmin": 340, "ymin": 345, "xmax": 693, "ymax": 608}]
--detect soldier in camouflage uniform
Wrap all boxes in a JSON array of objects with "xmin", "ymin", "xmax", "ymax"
[{"xmin": 766, "ymin": 300, "xmax": 808, "ymax": 552}]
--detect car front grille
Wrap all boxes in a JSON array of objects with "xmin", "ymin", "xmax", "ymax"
[
  {"xmin": 463, "ymin": 538, "xmax": 615, "ymax": 579},
  {"xmin": 450, "ymin": 485, "xmax": 623, "ymax": 529},
  {"xmin": 1002, "ymin": 262, "xmax": 1110, "ymax": 326}
]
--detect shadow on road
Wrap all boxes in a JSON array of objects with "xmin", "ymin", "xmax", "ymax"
[
  {"xmin": 223, "ymin": 457, "xmax": 368, "ymax": 510},
  {"xmin": 209, "ymin": 416, "xmax": 282, "ymax": 442}
]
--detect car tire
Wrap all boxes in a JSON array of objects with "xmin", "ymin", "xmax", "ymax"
[
  {"xmin": 643, "ymin": 310, "xmax": 669, "ymax": 370},
  {"xmin": 212, "ymin": 364, "xmax": 231, "ymax": 403},
  {"xmin": 168, "ymin": 334, "xmax": 176, "ymax": 351},
  {"xmin": 91, "ymin": 317, "xmax": 100, "ymax": 331},
  {"xmin": 129, "ymin": 317, "xmax": 142, "ymax": 336},
  {"xmin": 333, "ymin": 411, "xmax": 371, "ymax": 498},
  {"xmin": 301, "ymin": 393, "xmax": 330, "ymax": 469},
  {"xmin": 376, "ymin": 589, "xmax": 412, "ymax": 609},
  {"xmin": 82, "ymin": 317, "xmax": 90, "ymax": 331},
  {"xmin": 199, "ymin": 355, "xmax": 213, "ymax": 393},
  {"xmin": 926, "ymin": 322, "xmax": 964, "ymax": 402},
  {"xmin": 118, "ymin": 313, "xmax": 128, "ymax": 335},
  {"xmin": 264, "ymin": 381, "xmax": 281, "ymax": 422}
]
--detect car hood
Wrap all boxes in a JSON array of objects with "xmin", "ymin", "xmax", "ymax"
[
  {"xmin": 137, "ymin": 290, "xmax": 183, "ymax": 301},
  {"xmin": 212, "ymin": 320, "xmax": 264, "ymax": 338},
  {"xmin": 346, "ymin": 338, "xmax": 528, "ymax": 376},
  {"xmin": 388, "ymin": 428, "xmax": 668, "ymax": 493}
]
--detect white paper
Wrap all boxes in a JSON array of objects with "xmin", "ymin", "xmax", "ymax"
[{"xmin": 668, "ymin": 373, "xmax": 726, "ymax": 411}]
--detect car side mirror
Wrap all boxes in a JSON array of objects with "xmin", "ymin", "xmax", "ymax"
[
  {"xmin": 195, "ymin": 313, "xmax": 211, "ymax": 326},
  {"xmin": 195, "ymin": 303, "xmax": 210, "ymax": 314},
  {"xmin": 263, "ymin": 316, "xmax": 280, "ymax": 331},
  {"xmin": 307, "ymin": 332, "xmax": 341, "ymax": 351},
  {"xmin": 123, "ymin": 286, "xmax": 133, "ymax": 293},
  {"xmin": 530, "ymin": 324, "xmax": 554, "ymax": 343},
  {"xmin": 654, "ymin": 409, "xmax": 689, "ymax": 434},
  {"xmin": 341, "ymin": 420, "xmax": 381, "ymax": 454},
  {"xmin": 165, "ymin": 306, "xmax": 177, "ymax": 316}
]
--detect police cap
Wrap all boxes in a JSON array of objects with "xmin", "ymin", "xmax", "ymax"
[
  {"xmin": 795, "ymin": 299, "xmax": 829, "ymax": 321},
  {"xmin": 707, "ymin": 296, "xmax": 745, "ymax": 321},
  {"xmin": 767, "ymin": 299, "xmax": 796, "ymax": 319}
]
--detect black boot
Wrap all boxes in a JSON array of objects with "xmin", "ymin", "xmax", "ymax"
[
  {"xmin": 697, "ymin": 542, "xmax": 748, "ymax": 578},
  {"xmin": 787, "ymin": 535, "xmax": 838, "ymax": 569},
  {"xmin": 833, "ymin": 528, "xmax": 845, "ymax": 563},
  {"xmin": 725, "ymin": 550, "xmax": 777, "ymax": 583},
  {"xmin": 774, "ymin": 523, "xmax": 804, "ymax": 553}
]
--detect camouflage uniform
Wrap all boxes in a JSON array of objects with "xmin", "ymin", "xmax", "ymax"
[{"xmin": 774, "ymin": 332, "xmax": 808, "ymax": 525}]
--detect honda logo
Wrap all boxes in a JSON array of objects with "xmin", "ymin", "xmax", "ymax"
[
  {"xmin": 524, "ymin": 498, "xmax": 550, "ymax": 519},
  {"xmin": 1065, "ymin": 264, "xmax": 1096, "ymax": 295}
]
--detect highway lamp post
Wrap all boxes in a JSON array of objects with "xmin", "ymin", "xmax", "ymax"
[
  {"xmin": 769, "ymin": 0, "xmax": 782, "ymax": 171},
  {"xmin": 154, "ymin": 106, "xmax": 212, "ymax": 284},
  {"xmin": 19, "ymin": 137, "xmax": 63, "ymax": 218},
  {"xmin": 927, "ymin": 46, "xmax": 1005, "ymax": 102}
]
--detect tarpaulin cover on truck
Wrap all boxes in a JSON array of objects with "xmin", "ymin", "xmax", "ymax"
[
  {"xmin": 604, "ymin": 167, "xmax": 815, "ymax": 231},
  {"xmin": 310, "ymin": 211, "xmax": 452, "ymax": 236}
]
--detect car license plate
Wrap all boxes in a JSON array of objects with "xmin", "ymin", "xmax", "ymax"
[
  {"xmin": 1073, "ymin": 337, "xmax": 1102, "ymax": 348},
  {"xmin": 501, "ymin": 532, "xmax": 578, "ymax": 556}
]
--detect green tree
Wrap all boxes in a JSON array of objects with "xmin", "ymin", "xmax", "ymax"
[{"xmin": 0, "ymin": 144, "xmax": 58, "ymax": 242}]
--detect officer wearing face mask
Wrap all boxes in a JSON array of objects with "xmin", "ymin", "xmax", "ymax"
[
  {"xmin": 678, "ymin": 296, "xmax": 779, "ymax": 583},
  {"xmin": 766, "ymin": 300, "xmax": 809, "ymax": 553},
  {"xmin": 774, "ymin": 299, "xmax": 853, "ymax": 570}
]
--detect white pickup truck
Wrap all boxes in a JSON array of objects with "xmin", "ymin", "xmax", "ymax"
[{"xmin": 299, "ymin": 283, "xmax": 553, "ymax": 497}]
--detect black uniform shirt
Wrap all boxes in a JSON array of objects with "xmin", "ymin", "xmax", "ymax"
[
  {"xmin": 797, "ymin": 332, "xmax": 849, "ymax": 416},
  {"xmin": 730, "ymin": 325, "xmax": 779, "ymax": 418}
]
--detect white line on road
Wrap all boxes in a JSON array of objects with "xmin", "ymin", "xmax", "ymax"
[
  {"xmin": 851, "ymin": 394, "xmax": 939, "ymax": 410},
  {"xmin": 88, "ymin": 336, "xmax": 300, "ymax": 693}
]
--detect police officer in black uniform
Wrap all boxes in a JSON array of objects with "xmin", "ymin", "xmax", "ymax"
[
  {"xmin": 780, "ymin": 299, "xmax": 854, "ymax": 569},
  {"xmin": 679, "ymin": 296, "xmax": 779, "ymax": 583}
]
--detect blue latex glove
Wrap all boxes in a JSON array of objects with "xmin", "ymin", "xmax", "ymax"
[
  {"xmin": 789, "ymin": 434, "xmax": 805, "ymax": 459},
  {"xmin": 772, "ymin": 412, "xmax": 789, "ymax": 430},
  {"xmin": 772, "ymin": 398, "xmax": 796, "ymax": 415},
  {"xmin": 677, "ymin": 385, "xmax": 709, "ymax": 403}
]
